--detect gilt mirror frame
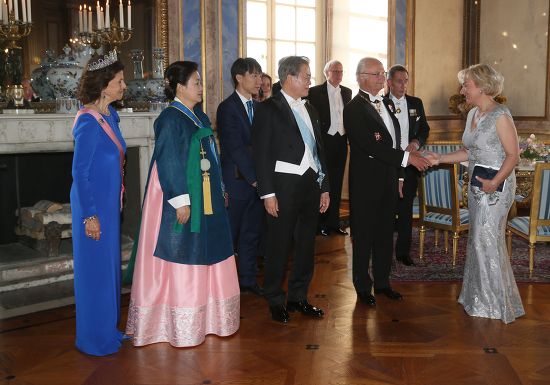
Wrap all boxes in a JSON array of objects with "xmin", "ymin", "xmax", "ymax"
[{"xmin": 463, "ymin": 0, "xmax": 550, "ymax": 125}]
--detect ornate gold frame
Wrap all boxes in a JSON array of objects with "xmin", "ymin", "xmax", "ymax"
[{"xmin": 158, "ymin": 0, "xmax": 169, "ymax": 70}]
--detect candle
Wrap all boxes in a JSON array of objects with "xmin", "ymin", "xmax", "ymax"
[
  {"xmin": 100, "ymin": 6, "xmax": 103, "ymax": 29},
  {"xmin": 25, "ymin": 0, "xmax": 29, "ymax": 22},
  {"xmin": 83, "ymin": 4, "xmax": 87, "ymax": 32},
  {"xmin": 21, "ymin": 0, "xmax": 26, "ymax": 22},
  {"xmin": 119, "ymin": 0, "xmax": 124, "ymax": 28},
  {"xmin": 3, "ymin": 1, "xmax": 7, "ymax": 23},
  {"xmin": 79, "ymin": 5, "xmax": 83, "ymax": 32},
  {"xmin": 127, "ymin": 0, "xmax": 131, "ymax": 29},
  {"xmin": 96, "ymin": 1, "xmax": 100, "ymax": 30},
  {"xmin": 88, "ymin": 5, "xmax": 92, "ymax": 32},
  {"xmin": 0, "ymin": 1, "xmax": 3, "ymax": 22},
  {"xmin": 8, "ymin": 0, "xmax": 11, "ymax": 15},
  {"xmin": 105, "ymin": 0, "xmax": 109, "ymax": 28},
  {"xmin": 14, "ymin": 0, "xmax": 18, "ymax": 21}
]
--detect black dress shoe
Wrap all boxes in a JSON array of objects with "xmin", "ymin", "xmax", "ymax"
[
  {"xmin": 286, "ymin": 300, "xmax": 324, "ymax": 318},
  {"xmin": 396, "ymin": 254, "xmax": 415, "ymax": 266},
  {"xmin": 333, "ymin": 228, "xmax": 348, "ymax": 236},
  {"xmin": 269, "ymin": 305, "xmax": 290, "ymax": 323},
  {"xmin": 240, "ymin": 283, "xmax": 264, "ymax": 296},
  {"xmin": 374, "ymin": 287, "xmax": 403, "ymax": 300},
  {"xmin": 357, "ymin": 291, "xmax": 376, "ymax": 306},
  {"xmin": 319, "ymin": 228, "xmax": 330, "ymax": 236}
]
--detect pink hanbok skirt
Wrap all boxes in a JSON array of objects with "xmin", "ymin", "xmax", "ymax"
[{"xmin": 126, "ymin": 163, "xmax": 240, "ymax": 347}]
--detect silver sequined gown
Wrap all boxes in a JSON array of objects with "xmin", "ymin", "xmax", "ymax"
[{"xmin": 459, "ymin": 104, "xmax": 525, "ymax": 324}]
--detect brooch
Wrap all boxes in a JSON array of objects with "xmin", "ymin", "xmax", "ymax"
[
  {"xmin": 374, "ymin": 132, "xmax": 382, "ymax": 141},
  {"xmin": 388, "ymin": 104, "xmax": 394, "ymax": 113},
  {"xmin": 409, "ymin": 109, "xmax": 417, "ymax": 117}
]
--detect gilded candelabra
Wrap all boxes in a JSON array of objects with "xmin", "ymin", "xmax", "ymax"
[
  {"xmin": 0, "ymin": 10, "xmax": 32, "ymax": 49},
  {"xmin": 98, "ymin": 19, "xmax": 132, "ymax": 52},
  {"xmin": 79, "ymin": 31, "xmax": 102, "ymax": 54}
]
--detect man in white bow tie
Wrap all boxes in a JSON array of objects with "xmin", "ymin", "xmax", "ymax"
[
  {"xmin": 385, "ymin": 64, "xmax": 431, "ymax": 267},
  {"xmin": 343, "ymin": 57, "xmax": 431, "ymax": 307},
  {"xmin": 252, "ymin": 56, "xmax": 330, "ymax": 323}
]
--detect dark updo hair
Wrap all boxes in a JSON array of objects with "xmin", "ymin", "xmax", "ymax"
[
  {"xmin": 164, "ymin": 61, "xmax": 199, "ymax": 100},
  {"xmin": 77, "ymin": 54, "xmax": 124, "ymax": 104}
]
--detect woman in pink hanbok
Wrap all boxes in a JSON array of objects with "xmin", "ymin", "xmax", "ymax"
[{"xmin": 125, "ymin": 61, "xmax": 240, "ymax": 347}]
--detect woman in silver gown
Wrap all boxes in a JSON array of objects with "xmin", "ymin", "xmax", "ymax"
[{"xmin": 426, "ymin": 64, "xmax": 525, "ymax": 324}]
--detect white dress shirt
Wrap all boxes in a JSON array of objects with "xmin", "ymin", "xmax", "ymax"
[
  {"xmin": 327, "ymin": 82, "xmax": 345, "ymax": 136},
  {"xmin": 361, "ymin": 89, "xmax": 409, "ymax": 168},
  {"xmin": 390, "ymin": 93, "xmax": 410, "ymax": 151},
  {"xmin": 260, "ymin": 91, "xmax": 318, "ymax": 199},
  {"xmin": 236, "ymin": 89, "xmax": 254, "ymax": 117}
]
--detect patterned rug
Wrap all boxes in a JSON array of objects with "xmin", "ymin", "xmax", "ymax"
[{"xmin": 391, "ymin": 228, "xmax": 550, "ymax": 283}]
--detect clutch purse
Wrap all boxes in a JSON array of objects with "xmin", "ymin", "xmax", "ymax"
[{"xmin": 471, "ymin": 164, "xmax": 505, "ymax": 192}]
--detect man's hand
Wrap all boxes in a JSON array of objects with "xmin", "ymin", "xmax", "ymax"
[
  {"xmin": 176, "ymin": 206, "xmax": 191, "ymax": 224},
  {"xmin": 405, "ymin": 140, "xmax": 420, "ymax": 152},
  {"xmin": 408, "ymin": 150, "xmax": 431, "ymax": 171},
  {"xmin": 319, "ymin": 192, "xmax": 330, "ymax": 213},
  {"xmin": 398, "ymin": 179, "xmax": 404, "ymax": 198},
  {"xmin": 264, "ymin": 196, "xmax": 279, "ymax": 217}
]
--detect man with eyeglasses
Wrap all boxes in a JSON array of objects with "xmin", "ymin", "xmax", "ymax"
[
  {"xmin": 385, "ymin": 64, "xmax": 430, "ymax": 267},
  {"xmin": 344, "ymin": 57, "xmax": 431, "ymax": 307},
  {"xmin": 307, "ymin": 60, "xmax": 352, "ymax": 237},
  {"xmin": 252, "ymin": 56, "xmax": 329, "ymax": 323}
]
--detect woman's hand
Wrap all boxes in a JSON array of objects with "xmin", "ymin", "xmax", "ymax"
[
  {"xmin": 423, "ymin": 151, "xmax": 441, "ymax": 166},
  {"xmin": 475, "ymin": 176, "xmax": 498, "ymax": 194},
  {"xmin": 85, "ymin": 217, "xmax": 101, "ymax": 241},
  {"xmin": 176, "ymin": 206, "xmax": 191, "ymax": 224}
]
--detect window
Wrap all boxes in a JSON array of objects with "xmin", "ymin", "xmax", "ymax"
[
  {"xmin": 246, "ymin": 0, "xmax": 319, "ymax": 85},
  {"xmin": 332, "ymin": 0, "xmax": 388, "ymax": 93}
]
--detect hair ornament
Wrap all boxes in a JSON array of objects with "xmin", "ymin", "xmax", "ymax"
[{"xmin": 87, "ymin": 50, "xmax": 118, "ymax": 71}]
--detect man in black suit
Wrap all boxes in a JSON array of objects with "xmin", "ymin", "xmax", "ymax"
[
  {"xmin": 217, "ymin": 58, "xmax": 264, "ymax": 295},
  {"xmin": 344, "ymin": 57, "xmax": 430, "ymax": 306},
  {"xmin": 252, "ymin": 56, "xmax": 330, "ymax": 323},
  {"xmin": 307, "ymin": 60, "xmax": 352, "ymax": 236},
  {"xmin": 386, "ymin": 65, "xmax": 430, "ymax": 266}
]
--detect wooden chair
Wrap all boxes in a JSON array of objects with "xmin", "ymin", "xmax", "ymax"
[
  {"xmin": 418, "ymin": 163, "xmax": 470, "ymax": 266},
  {"xmin": 506, "ymin": 162, "xmax": 550, "ymax": 273}
]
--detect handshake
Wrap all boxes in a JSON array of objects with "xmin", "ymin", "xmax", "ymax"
[{"xmin": 408, "ymin": 150, "xmax": 441, "ymax": 171}]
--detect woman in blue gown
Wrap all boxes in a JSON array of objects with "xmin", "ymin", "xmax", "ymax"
[{"xmin": 71, "ymin": 51, "xmax": 127, "ymax": 355}]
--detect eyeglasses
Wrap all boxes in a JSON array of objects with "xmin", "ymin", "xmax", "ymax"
[
  {"xmin": 360, "ymin": 71, "xmax": 387, "ymax": 77},
  {"xmin": 329, "ymin": 70, "xmax": 344, "ymax": 74}
]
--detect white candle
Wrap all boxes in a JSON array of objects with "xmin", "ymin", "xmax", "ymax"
[
  {"xmin": 79, "ymin": 5, "xmax": 83, "ymax": 32},
  {"xmin": 3, "ymin": 1, "xmax": 7, "ymax": 23},
  {"xmin": 8, "ymin": 0, "xmax": 11, "ymax": 16},
  {"xmin": 25, "ymin": 0, "xmax": 29, "ymax": 22},
  {"xmin": 14, "ymin": 0, "xmax": 18, "ymax": 20},
  {"xmin": 0, "ymin": 1, "xmax": 3, "ymax": 22},
  {"xmin": 118, "ymin": 0, "xmax": 123, "ymax": 28},
  {"xmin": 21, "ymin": 0, "xmax": 26, "ymax": 22},
  {"xmin": 88, "ymin": 6, "xmax": 92, "ymax": 32},
  {"xmin": 105, "ymin": 0, "xmax": 109, "ymax": 28},
  {"xmin": 83, "ymin": 4, "xmax": 87, "ymax": 32},
  {"xmin": 100, "ymin": 6, "xmax": 103, "ymax": 29},
  {"xmin": 95, "ymin": 1, "xmax": 100, "ymax": 30},
  {"xmin": 127, "ymin": 0, "xmax": 131, "ymax": 29}
]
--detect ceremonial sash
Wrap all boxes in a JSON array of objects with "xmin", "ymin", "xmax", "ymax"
[{"xmin": 73, "ymin": 108, "xmax": 126, "ymax": 210}]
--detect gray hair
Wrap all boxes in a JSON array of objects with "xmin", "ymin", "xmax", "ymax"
[
  {"xmin": 355, "ymin": 57, "xmax": 380, "ymax": 82},
  {"xmin": 387, "ymin": 64, "xmax": 408, "ymax": 80},
  {"xmin": 323, "ymin": 59, "xmax": 342, "ymax": 78},
  {"xmin": 278, "ymin": 56, "xmax": 310, "ymax": 85},
  {"xmin": 458, "ymin": 63, "xmax": 504, "ymax": 97}
]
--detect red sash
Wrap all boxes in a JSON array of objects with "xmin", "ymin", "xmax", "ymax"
[{"xmin": 73, "ymin": 108, "xmax": 126, "ymax": 210}]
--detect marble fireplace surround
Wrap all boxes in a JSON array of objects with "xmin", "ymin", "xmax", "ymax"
[{"xmin": 0, "ymin": 112, "xmax": 158, "ymax": 199}]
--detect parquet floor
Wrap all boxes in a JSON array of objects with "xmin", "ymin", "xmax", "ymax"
[{"xmin": 2, "ymin": 235, "xmax": 550, "ymax": 385}]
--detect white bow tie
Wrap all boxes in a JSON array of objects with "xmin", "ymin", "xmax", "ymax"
[
  {"xmin": 290, "ymin": 99, "xmax": 306, "ymax": 108},
  {"xmin": 370, "ymin": 95, "xmax": 383, "ymax": 103}
]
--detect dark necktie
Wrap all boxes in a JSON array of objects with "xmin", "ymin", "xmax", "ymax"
[{"xmin": 246, "ymin": 100, "xmax": 254, "ymax": 124}]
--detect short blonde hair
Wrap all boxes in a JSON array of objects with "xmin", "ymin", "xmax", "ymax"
[{"xmin": 458, "ymin": 64, "xmax": 504, "ymax": 97}]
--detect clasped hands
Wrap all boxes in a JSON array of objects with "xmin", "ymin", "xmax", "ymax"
[{"xmin": 408, "ymin": 150, "xmax": 440, "ymax": 171}]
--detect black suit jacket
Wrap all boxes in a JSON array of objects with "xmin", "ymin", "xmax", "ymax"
[
  {"xmin": 307, "ymin": 81, "xmax": 352, "ymax": 134},
  {"xmin": 344, "ymin": 90, "xmax": 405, "ymax": 195},
  {"xmin": 385, "ymin": 93, "xmax": 430, "ymax": 147},
  {"xmin": 252, "ymin": 91, "xmax": 330, "ymax": 197}
]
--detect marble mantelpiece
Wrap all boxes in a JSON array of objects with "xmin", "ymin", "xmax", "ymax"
[{"xmin": 0, "ymin": 112, "xmax": 158, "ymax": 198}]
